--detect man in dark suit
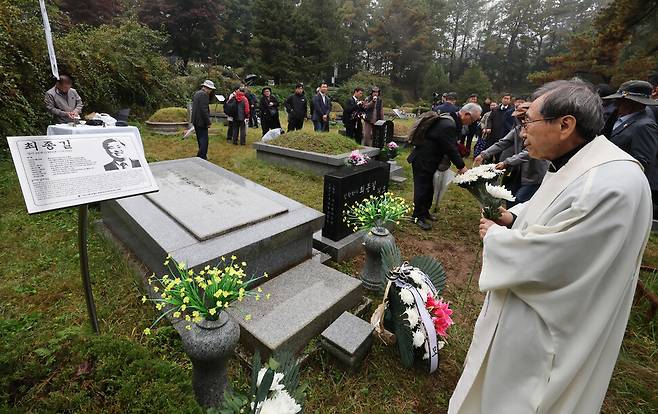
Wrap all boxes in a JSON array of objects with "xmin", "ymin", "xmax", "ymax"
[
  {"xmin": 408, "ymin": 103, "xmax": 481, "ymax": 230},
  {"xmin": 343, "ymin": 87, "xmax": 364, "ymax": 143},
  {"xmin": 312, "ymin": 82, "xmax": 331, "ymax": 132},
  {"xmin": 102, "ymin": 138, "xmax": 141, "ymax": 171},
  {"xmin": 436, "ymin": 92, "xmax": 460, "ymax": 113},
  {"xmin": 483, "ymin": 93, "xmax": 514, "ymax": 161},
  {"xmin": 603, "ymin": 80, "xmax": 658, "ymax": 213}
]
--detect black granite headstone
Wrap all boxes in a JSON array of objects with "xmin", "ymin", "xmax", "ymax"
[
  {"xmin": 322, "ymin": 160, "xmax": 391, "ymax": 242},
  {"xmin": 372, "ymin": 120, "xmax": 394, "ymax": 149}
]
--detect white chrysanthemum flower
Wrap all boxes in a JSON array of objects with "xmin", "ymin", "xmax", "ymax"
[
  {"xmin": 409, "ymin": 269, "xmax": 424, "ymax": 286},
  {"xmin": 413, "ymin": 329, "xmax": 426, "ymax": 348},
  {"xmin": 259, "ymin": 390, "xmax": 302, "ymax": 414},
  {"xmin": 485, "ymin": 183, "xmax": 516, "ymax": 201},
  {"xmin": 399, "ymin": 288, "xmax": 415, "ymax": 305},
  {"xmin": 422, "ymin": 350, "xmax": 429, "ymax": 360},
  {"xmin": 257, "ymin": 369, "xmax": 286, "ymax": 392},
  {"xmin": 438, "ymin": 341, "xmax": 446, "ymax": 350},
  {"xmin": 480, "ymin": 171, "xmax": 497, "ymax": 179},
  {"xmin": 418, "ymin": 283, "xmax": 431, "ymax": 302},
  {"xmin": 404, "ymin": 307, "xmax": 420, "ymax": 328},
  {"xmin": 452, "ymin": 172, "xmax": 478, "ymax": 185}
]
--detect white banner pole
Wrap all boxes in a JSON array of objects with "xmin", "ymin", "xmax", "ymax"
[{"xmin": 39, "ymin": 0, "xmax": 59, "ymax": 80}]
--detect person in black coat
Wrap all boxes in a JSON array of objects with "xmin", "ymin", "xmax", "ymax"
[
  {"xmin": 343, "ymin": 87, "xmax": 364, "ymax": 143},
  {"xmin": 284, "ymin": 83, "xmax": 307, "ymax": 131},
  {"xmin": 484, "ymin": 93, "xmax": 514, "ymax": 160},
  {"xmin": 408, "ymin": 103, "xmax": 481, "ymax": 230},
  {"xmin": 246, "ymin": 89, "xmax": 258, "ymax": 128},
  {"xmin": 312, "ymin": 82, "xmax": 331, "ymax": 132},
  {"xmin": 602, "ymin": 80, "xmax": 658, "ymax": 213},
  {"xmin": 435, "ymin": 92, "xmax": 460, "ymax": 113},
  {"xmin": 191, "ymin": 79, "xmax": 215, "ymax": 159},
  {"xmin": 259, "ymin": 87, "xmax": 281, "ymax": 137}
]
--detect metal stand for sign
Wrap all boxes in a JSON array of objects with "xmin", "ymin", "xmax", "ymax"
[{"xmin": 78, "ymin": 204, "xmax": 100, "ymax": 334}]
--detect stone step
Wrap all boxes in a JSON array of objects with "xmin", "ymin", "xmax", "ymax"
[
  {"xmin": 227, "ymin": 259, "xmax": 363, "ymax": 357},
  {"xmin": 390, "ymin": 175, "xmax": 407, "ymax": 183}
]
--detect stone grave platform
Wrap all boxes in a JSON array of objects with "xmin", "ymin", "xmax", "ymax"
[
  {"xmin": 102, "ymin": 157, "xmax": 363, "ymax": 356},
  {"xmin": 102, "ymin": 158, "xmax": 323, "ymax": 279}
]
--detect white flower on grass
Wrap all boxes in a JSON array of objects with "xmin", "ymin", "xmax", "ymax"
[
  {"xmin": 485, "ymin": 183, "xmax": 516, "ymax": 202},
  {"xmin": 413, "ymin": 329, "xmax": 426, "ymax": 348},
  {"xmin": 257, "ymin": 368, "xmax": 286, "ymax": 392},
  {"xmin": 259, "ymin": 390, "xmax": 302, "ymax": 414},
  {"xmin": 403, "ymin": 307, "xmax": 420, "ymax": 328},
  {"xmin": 399, "ymin": 288, "xmax": 415, "ymax": 306}
]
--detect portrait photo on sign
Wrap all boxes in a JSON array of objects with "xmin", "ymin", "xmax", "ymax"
[{"xmin": 102, "ymin": 138, "xmax": 142, "ymax": 171}]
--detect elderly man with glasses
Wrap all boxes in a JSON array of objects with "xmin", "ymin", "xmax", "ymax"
[{"xmin": 449, "ymin": 79, "xmax": 652, "ymax": 414}]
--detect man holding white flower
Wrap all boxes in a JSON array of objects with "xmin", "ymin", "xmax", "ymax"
[{"xmin": 450, "ymin": 79, "xmax": 652, "ymax": 414}]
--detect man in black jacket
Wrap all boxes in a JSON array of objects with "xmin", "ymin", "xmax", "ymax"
[
  {"xmin": 603, "ymin": 80, "xmax": 658, "ymax": 213},
  {"xmin": 484, "ymin": 93, "xmax": 514, "ymax": 160},
  {"xmin": 343, "ymin": 87, "xmax": 364, "ymax": 143},
  {"xmin": 408, "ymin": 103, "xmax": 481, "ymax": 230},
  {"xmin": 284, "ymin": 83, "xmax": 307, "ymax": 131},
  {"xmin": 191, "ymin": 80, "xmax": 215, "ymax": 159}
]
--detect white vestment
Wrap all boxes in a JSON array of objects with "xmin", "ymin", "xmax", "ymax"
[{"xmin": 449, "ymin": 136, "xmax": 652, "ymax": 414}]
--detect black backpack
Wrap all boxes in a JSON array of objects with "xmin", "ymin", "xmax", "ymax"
[
  {"xmin": 407, "ymin": 111, "xmax": 455, "ymax": 146},
  {"xmin": 224, "ymin": 98, "xmax": 237, "ymax": 118}
]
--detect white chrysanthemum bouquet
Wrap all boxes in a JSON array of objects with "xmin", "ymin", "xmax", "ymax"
[
  {"xmin": 452, "ymin": 164, "xmax": 514, "ymax": 219},
  {"xmin": 220, "ymin": 353, "xmax": 305, "ymax": 414}
]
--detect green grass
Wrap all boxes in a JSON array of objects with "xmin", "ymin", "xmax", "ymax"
[
  {"xmin": 0, "ymin": 119, "xmax": 656, "ymax": 413},
  {"xmin": 148, "ymin": 107, "xmax": 188, "ymax": 123},
  {"xmin": 268, "ymin": 129, "xmax": 362, "ymax": 155}
]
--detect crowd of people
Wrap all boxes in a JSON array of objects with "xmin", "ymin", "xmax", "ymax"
[{"xmin": 408, "ymin": 76, "xmax": 658, "ymax": 231}]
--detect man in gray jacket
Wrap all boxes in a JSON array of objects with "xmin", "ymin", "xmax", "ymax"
[
  {"xmin": 474, "ymin": 101, "xmax": 549, "ymax": 205},
  {"xmin": 191, "ymin": 80, "xmax": 215, "ymax": 159},
  {"xmin": 44, "ymin": 74, "xmax": 83, "ymax": 123}
]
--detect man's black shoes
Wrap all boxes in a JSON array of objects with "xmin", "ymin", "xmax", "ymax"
[{"xmin": 416, "ymin": 218, "xmax": 432, "ymax": 231}]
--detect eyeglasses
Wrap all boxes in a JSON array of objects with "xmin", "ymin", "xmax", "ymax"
[{"xmin": 520, "ymin": 117, "xmax": 557, "ymax": 129}]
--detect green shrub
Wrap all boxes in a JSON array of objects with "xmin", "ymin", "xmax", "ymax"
[
  {"xmin": 148, "ymin": 107, "xmax": 188, "ymax": 122},
  {"xmin": 268, "ymin": 130, "xmax": 361, "ymax": 155}
]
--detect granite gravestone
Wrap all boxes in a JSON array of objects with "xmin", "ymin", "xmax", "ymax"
[
  {"xmin": 145, "ymin": 162, "xmax": 288, "ymax": 240},
  {"xmin": 372, "ymin": 120, "xmax": 394, "ymax": 149},
  {"xmin": 322, "ymin": 160, "xmax": 390, "ymax": 242}
]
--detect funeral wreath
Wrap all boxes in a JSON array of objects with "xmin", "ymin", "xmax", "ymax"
[{"xmin": 371, "ymin": 243, "xmax": 453, "ymax": 373}]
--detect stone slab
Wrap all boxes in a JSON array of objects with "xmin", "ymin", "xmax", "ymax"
[
  {"xmin": 320, "ymin": 311, "xmax": 374, "ymax": 368},
  {"xmin": 227, "ymin": 259, "xmax": 363, "ymax": 356},
  {"xmin": 146, "ymin": 161, "xmax": 288, "ymax": 240},
  {"xmin": 313, "ymin": 230, "xmax": 365, "ymax": 262},
  {"xmin": 652, "ymin": 219, "xmax": 658, "ymax": 233},
  {"xmin": 101, "ymin": 158, "xmax": 324, "ymax": 280}
]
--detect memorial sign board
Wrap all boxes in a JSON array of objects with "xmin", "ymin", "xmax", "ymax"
[
  {"xmin": 322, "ymin": 161, "xmax": 390, "ymax": 242},
  {"xmin": 7, "ymin": 133, "xmax": 158, "ymax": 213}
]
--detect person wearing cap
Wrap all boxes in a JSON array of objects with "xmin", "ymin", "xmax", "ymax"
[
  {"xmin": 436, "ymin": 92, "xmax": 460, "ymax": 113},
  {"xmin": 191, "ymin": 80, "xmax": 215, "ymax": 159},
  {"xmin": 45, "ymin": 74, "xmax": 83, "ymax": 124},
  {"xmin": 284, "ymin": 83, "xmax": 307, "ymax": 131},
  {"xmin": 362, "ymin": 86, "xmax": 384, "ymax": 146},
  {"xmin": 602, "ymin": 80, "xmax": 658, "ymax": 213},
  {"xmin": 474, "ymin": 101, "xmax": 549, "ymax": 205},
  {"xmin": 450, "ymin": 79, "xmax": 652, "ymax": 414},
  {"xmin": 312, "ymin": 82, "xmax": 332, "ymax": 132},
  {"xmin": 259, "ymin": 87, "xmax": 281, "ymax": 137}
]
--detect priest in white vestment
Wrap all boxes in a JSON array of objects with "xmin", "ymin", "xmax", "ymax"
[{"xmin": 449, "ymin": 80, "xmax": 652, "ymax": 414}]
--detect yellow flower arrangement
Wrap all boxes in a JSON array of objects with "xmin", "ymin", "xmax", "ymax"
[
  {"xmin": 142, "ymin": 256, "xmax": 269, "ymax": 334},
  {"xmin": 344, "ymin": 192, "xmax": 412, "ymax": 232}
]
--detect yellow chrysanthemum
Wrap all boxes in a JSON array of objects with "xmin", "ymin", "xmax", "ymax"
[
  {"xmin": 143, "ymin": 328, "xmax": 151, "ymax": 335},
  {"xmin": 141, "ymin": 296, "xmax": 147, "ymax": 303},
  {"xmin": 245, "ymin": 314, "xmax": 252, "ymax": 321},
  {"xmin": 173, "ymin": 311, "xmax": 181, "ymax": 318}
]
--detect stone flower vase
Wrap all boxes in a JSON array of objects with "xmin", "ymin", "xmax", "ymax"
[
  {"xmin": 361, "ymin": 226, "xmax": 396, "ymax": 291},
  {"xmin": 180, "ymin": 311, "xmax": 240, "ymax": 409}
]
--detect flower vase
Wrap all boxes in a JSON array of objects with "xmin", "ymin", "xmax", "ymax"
[
  {"xmin": 361, "ymin": 226, "xmax": 396, "ymax": 291},
  {"xmin": 180, "ymin": 311, "xmax": 240, "ymax": 409}
]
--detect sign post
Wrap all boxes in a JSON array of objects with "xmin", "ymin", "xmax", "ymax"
[{"xmin": 6, "ymin": 132, "xmax": 159, "ymax": 333}]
